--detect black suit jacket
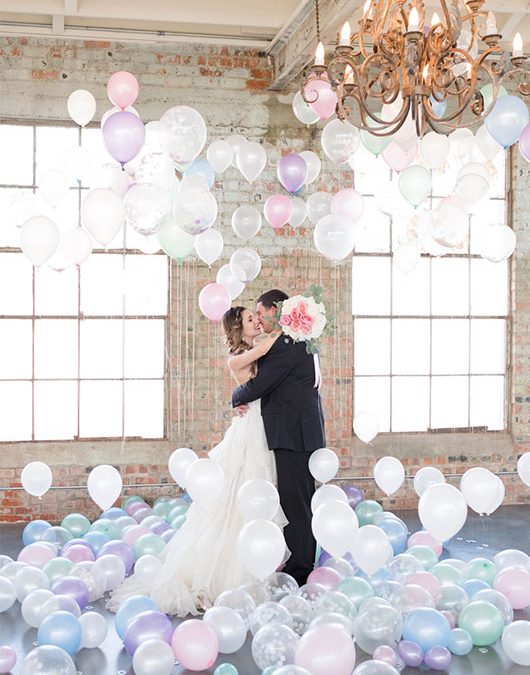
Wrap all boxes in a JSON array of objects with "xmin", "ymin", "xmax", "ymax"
[{"xmin": 231, "ymin": 337, "xmax": 326, "ymax": 453}]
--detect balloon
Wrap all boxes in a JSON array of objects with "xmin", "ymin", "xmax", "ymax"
[
  {"xmin": 474, "ymin": 124, "xmax": 503, "ymax": 161},
  {"xmin": 194, "ymin": 228, "xmax": 224, "ymax": 266},
  {"xmin": 303, "ymin": 73, "xmax": 338, "ymax": 121},
  {"xmin": 418, "ymin": 483, "xmax": 467, "ymax": 541},
  {"xmin": 407, "ymin": 531, "xmax": 442, "ymax": 555},
  {"xmin": 480, "ymin": 84, "xmax": 507, "ymax": 111},
  {"xmin": 107, "ymin": 71, "xmax": 139, "ymax": 108},
  {"xmin": 124, "ymin": 609, "xmax": 173, "ymax": 656},
  {"xmin": 331, "ymin": 188, "xmax": 364, "ymax": 223},
  {"xmin": 124, "ymin": 183, "xmax": 171, "ymax": 235},
  {"xmin": 67, "ymin": 89, "xmax": 96, "ymax": 126},
  {"xmin": 115, "ymin": 595, "xmax": 158, "ymax": 639},
  {"xmin": 173, "ymin": 183, "xmax": 218, "ymax": 235},
  {"xmin": 382, "ymin": 140, "xmax": 417, "ymax": 172},
  {"xmin": 424, "ymin": 645, "xmax": 452, "ymax": 670},
  {"xmin": 171, "ymin": 619, "xmax": 219, "ymax": 670},
  {"xmin": 295, "ymin": 623, "xmax": 355, "ymax": 675},
  {"xmin": 477, "ymin": 224, "xmax": 516, "ymax": 262},
  {"xmin": 20, "ymin": 645, "xmax": 76, "ymax": 675},
  {"xmin": 0, "ymin": 646, "xmax": 16, "ymax": 674},
  {"xmin": 501, "ymin": 620, "xmax": 530, "ymax": 666},
  {"xmin": 207, "ymin": 139, "xmax": 233, "ymax": 173},
  {"xmin": 61, "ymin": 514, "xmax": 91, "ymax": 539},
  {"xmin": 494, "ymin": 566, "xmax": 530, "ymax": 609},
  {"xmin": 378, "ymin": 517, "xmax": 409, "ymax": 555},
  {"xmin": 460, "ymin": 467, "xmax": 499, "ymax": 515},
  {"xmin": 455, "ymin": 162, "xmax": 490, "ymax": 207},
  {"xmin": 458, "ymin": 600, "xmax": 504, "ymax": 645},
  {"xmin": 264, "ymin": 194, "xmax": 292, "ymax": 230},
  {"xmin": 237, "ymin": 479, "xmax": 280, "ymax": 520},
  {"xmin": 236, "ymin": 141, "xmax": 267, "ymax": 182},
  {"xmin": 203, "ymin": 606, "xmax": 247, "ymax": 653},
  {"xmin": 398, "ymin": 165, "xmax": 431, "ymax": 206},
  {"xmin": 198, "ymin": 283, "xmax": 231, "ymax": 322},
  {"xmin": 185, "ymin": 457, "xmax": 225, "ymax": 506},
  {"xmin": 289, "ymin": 196, "xmax": 308, "ymax": 227},
  {"xmin": 448, "ymin": 627, "xmax": 473, "ymax": 655},
  {"xmin": 157, "ymin": 214, "xmax": 194, "ymax": 261},
  {"xmin": 249, "ymin": 601, "xmax": 293, "ymax": 635},
  {"xmin": 23, "ymin": 519, "xmax": 52, "ymax": 545},
  {"xmin": 419, "ymin": 132, "xmax": 450, "ymax": 169},
  {"xmin": 87, "ymin": 465, "xmax": 122, "ymax": 511},
  {"xmin": 158, "ymin": 105, "xmax": 207, "ymax": 164},
  {"xmin": 51, "ymin": 576, "xmax": 89, "ymax": 610},
  {"xmin": 354, "ymin": 602, "xmax": 402, "ymax": 655},
  {"xmin": 100, "ymin": 105, "xmax": 140, "ymax": 129},
  {"xmin": 309, "ymin": 447, "xmax": 339, "ymax": 483},
  {"xmin": 21, "ymin": 461, "xmax": 53, "ymax": 497},
  {"xmin": 217, "ymin": 264, "xmax": 245, "ymax": 300},
  {"xmin": 300, "ymin": 150, "xmax": 321, "ymax": 184},
  {"xmin": 277, "ymin": 154, "xmax": 307, "ymax": 193},
  {"xmin": 79, "ymin": 611, "xmax": 107, "ymax": 648},
  {"xmin": 449, "ymin": 128, "xmax": 475, "ymax": 159},
  {"xmin": 37, "ymin": 610, "xmax": 82, "ymax": 655},
  {"xmin": 360, "ymin": 122, "xmax": 393, "ymax": 156},
  {"xmin": 81, "ymin": 188, "xmax": 125, "ymax": 246},
  {"xmin": 60, "ymin": 228, "xmax": 93, "ymax": 266},
  {"xmin": 353, "ymin": 411, "xmax": 379, "ymax": 443},
  {"xmin": 237, "ymin": 519, "xmax": 285, "ymax": 579},
  {"xmin": 230, "ymin": 247, "xmax": 261, "ymax": 282},
  {"xmin": 393, "ymin": 242, "xmax": 420, "ymax": 274},
  {"xmin": 307, "ymin": 191, "xmax": 332, "ymax": 225},
  {"xmin": 314, "ymin": 213, "xmax": 356, "ymax": 261},
  {"xmin": 232, "ymin": 205, "xmax": 262, "ymax": 239},
  {"xmin": 348, "ymin": 145, "xmax": 377, "ymax": 173},
  {"xmin": 215, "ymin": 587, "xmax": 256, "ymax": 625},
  {"xmin": 252, "ymin": 623, "xmax": 299, "ymax": 670},
  {"xmin": 321, "ymin": 119, "xmax": 360, "ymax": 163},
  {"xmin": 518, "ymin": 452, "xmax": 530, "ymax": 486},
  {"xmin": 413, "ymin": 467, "xmax": 445, "ymax": 497},
  {"xmin": 292, "ymin": 90, "xmax": 320, "ymax": 125},
  {"xmin": 102, "ymin": 111, "xmax": 145, "ymax": 165},
  {"xmin": 485, "ymin": 94, "xmax": 529, "ymax": 148},
  {"xmin": 21, "ymin": 216, "xmax": 60, "ymax": 267},
  {"xmin": 136, "ymin": 152, "xmax": 178, "ymax": 191},
  {"xmin": 373, "ymin": 456, "xmax": 405, "ymax": 495},
  {"xmin": 353, "ymin": 525, "xmax": 394, "ymax": 575},
  {"xmin": 132, "ymin": 638, "xmax": 175, "ymax": 675},
  {"xmin": 38, "ymin": 169, "xmax": 69, "ymax": 207},
  {"xmin": 312, "ymin": 500, "xmax": 359, "ymax": 559},
  {"xmin": 402, "ymin": 607, "xmax": 450, "ymax": 651},
  {"xmin": 168, "ymin": 447, "xmax": 198, "ymax": 487},
  {"xmin": 0, "ymin": 577, "xmax": 17, "ymax": 613},
  {"xmin": 184, "ymin": 158, "xmax": 215, "ymax": 189},
  {"xmin": 311, "ymin": 484, "xmax": 348, "ymax": 513},
  {"xmin": 307, "ymin": 566, "xmax": 342, "ymax": 590}
]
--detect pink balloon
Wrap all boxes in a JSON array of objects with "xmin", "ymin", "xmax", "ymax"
[
  {"xmin": 264, "ymin": 194, "xmax": 292, "ymax": 230},
  {"xmin": 61, "ymin": 544, "xmax": 95, "ymax": 564},
  {"xmin": 171, "ymin": 619, "xmax": 219, "ymax": 671},
  {"xmin": 307, "ymin": 565, "xmax": 343, "ymax": 590},
  {"xmin": 331, "ymin": 188, "xmax": 364, "ymax": 222},
  {"xmin": 519, "ymin": 123, "xmax": 530, "ymax": 162},
  {"xmin": 303, "ymin": 74, "xmax": 338, "ymax": 121},
  {"xmin": 373, "ymin": 644, "xmax": 398, "ymax": 666},
  {"xmin": 406, "ymin": 571, "xmax": 441, "ymax": 598},
  {"xmin": 407, "ymin": 531, "xmax": 443, "ymax": 556},
  {"xmin": 18, "ymin": 542, "xmax": 55, "ymax": 568},
  {"xmin": 493, "ymin": 566, "xmax": 530, "ymax": 609},
  {"xmin": 107, "ymin": 71, "xmax": 140, "ymax": 109},
  {"xmin": 382, "ymin": 140, "xmax": 418, "ymax": 172},
  {"xmin": 102, "ymin": 111, "xmax": 146, "ymax": 165},
  {"xmin": 126, "ymin": 501, "xmax": 148, "ymax": 516},
  {"xmin": 295, "ymin": 623, "xmax": 356, "ymax": 675},
  {"xmin": 121, "ymin": 524, "xmax": 150, "ymax": 547},
  {"xmin": 0, "ymin": 646, "xmax": 16, "ymax": 674},
  {"xmin": 198, "ymin": 283, "xmax": 231, "ymax": 322}
]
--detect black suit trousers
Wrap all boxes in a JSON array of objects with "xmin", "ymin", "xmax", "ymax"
[{"xmin": 274, "ymin": 448, "xmax": 316, "ymax": 586}]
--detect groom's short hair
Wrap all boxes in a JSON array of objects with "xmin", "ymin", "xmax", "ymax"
[{"xmin": 257, "ymin": 289, "xmax": 288, "ymax": 309}]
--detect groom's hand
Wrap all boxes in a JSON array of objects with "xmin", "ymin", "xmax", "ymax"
[{"xmin": 234, "ymin": 404, "xmax": 249, "ymax": 417}]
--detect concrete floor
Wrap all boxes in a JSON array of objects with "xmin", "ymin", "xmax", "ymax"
[{"xmin": 1, "ymin": 506, "xmax": 530, "ymax": 674}]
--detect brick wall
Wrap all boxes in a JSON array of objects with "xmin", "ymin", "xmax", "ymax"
[{"xmin": 0, "ymin": 35, "xmax": 529, "ymax": 523}]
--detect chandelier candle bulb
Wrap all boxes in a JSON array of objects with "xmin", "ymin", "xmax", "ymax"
[
  {"xmin": 430, "ymin": 12, "xmax": 441, "ymax": 27},
  {"xmin": 408, "ymin": 7, "xmax": 420, "ymax": 32},
  {"xmin": 485, "ymin": 11, "xmax": 497, "ymax": 36},
  {"xmin": 513, "ymin": 32, "xmax": 524, "ymax": 58},
  {"xmin": 314, "ymin": 41, "xmax": 325, "ymax": 66},
  {"xmin": 340, "ymin": 21, "xmax": 351, "ymax": 46},
  {"xmin": 363, "ymin": 0, "xmax": 373, "ymax": 19}
]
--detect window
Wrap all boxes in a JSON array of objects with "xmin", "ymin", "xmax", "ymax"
[
  {"xmin": 0, "ymin": 123, "xmax": 168, "ymax": 441},
  {"xmin": 352, "ymin": 150, "xmax": 508, "ymax": 433}
]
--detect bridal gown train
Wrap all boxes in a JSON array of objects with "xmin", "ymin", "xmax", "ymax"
[{"xmin": 108, "ymin": 400, "xmax": 286, "ymax": 616}]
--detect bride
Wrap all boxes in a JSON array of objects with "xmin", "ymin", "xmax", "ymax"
[{"xmin": 108, "ymin": 306, "xmax": 283, "ymax": 616}]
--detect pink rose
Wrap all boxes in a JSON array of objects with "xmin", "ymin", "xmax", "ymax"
[
  {"xmin": 280, "ymin": 315, "xmax": 291, "ymax": 326},
  {"xmin": 301, "ymin": 323, "xmax": 312, "ymax": 334},
  {"xmin": 291, "ymin": 308, "xmax": 300, "ymax": 321},
  {"xmin": 298, "ymin": 301, "xmax": 307, "ymax": 314},
  {"xmin": 291, "ymin": 319, "xmax": 300, "ymax": 331}
]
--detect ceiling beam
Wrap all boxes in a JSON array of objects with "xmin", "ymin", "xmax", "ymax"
[{"xmin": 64, "ymin": 0, "xmax": 77, "ymax": 13}]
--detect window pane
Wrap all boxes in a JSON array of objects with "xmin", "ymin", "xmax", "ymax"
[
  {"xmin": 80, "ymin": 319, "xmax": 123, "ymax": 379},
  {"xmin": 392, "ymin": 319, "xmax": 430, "ymax": 374},
  {"xmin": 124, "ymin": 255, "xmax": 169, "ymax": 315},
  {"xmin": 0, "ymin": 382, "xmax": 32, "ymax": 440},
  {"xmin": 124, "ymin": 380, "xmax": 164, "ymax": 438},
  {"xmin": 392, "ymin": 257, "xmax": 430, "ymax": 316},
  {"xmin": 432, "ymin": 319, "xmax": 469, "ymax": 375},
  {"xmin": 80, "ymin": 254, "xmax": 124, "ymax": 315},
  {"xmin": 470, "ymin": 319, "xmax": 506, "ymax": 374},
  {"xmin": 470, "ymin": 201, "xmax": 506, "ymax": 253},
  {"xmin": 35, "ymin": 319, "xmax": 78, "ymax": 379},
  {"xmin": 352, "ymin": 256, "xmax": 391, "ymax": 315},
  {"xmin": 431, "ymin": 258, "xmax": 469, "ymax": 316},
  {"xmin": 34, "ymin": 381, "xmax": 77, "ymax": 440},
  {"xmin": 0, "ymin": 125, "xmax": 34, "ymax": 185},
  {"xmin": 354, "ymin": 319, "xmax": 390, "ymax": 375},
  {"xmin": 0, "ymin": 319, "xmax": 32, "ymax": 378},
  {"xmin": 355, "ymin": 197, "xmax": 391, "ymax": 253},
  {"xmin": 392, "ymin": 376, "xmax": 429, "ymax": 432},
  {"xmin": 35, "ymin": 265, "xmax": 78, "ymax": 315},
  {"xmin": 354, "ymin": 376, "xmax": 390, "ymax": 433},
  {"xmin": 36, "ymin": 127, "xmax": 79, "ymax": 180},
  {"xmin": 470, "ymin": 259, "xmax": 508, "ymax": 316},
  {"xmin": 470, "ymin": 375, "xmax": 504, "ymax": 430},
  {"xmin": 0, "ymin": 253, "xmax": 33, "ymax": 314},
  {"xmin": 124, "ymin": 320, "xmax": 165, "ymax": 378},
  {"xmin": 0, "ymin": 188, "xmax": 45, "ymax": 246},
  {"xmin": 431, "ymin": 376, "xmax": 469, "ymax": 429},
  {"xmin": 81, "ymin": 127, "xmax": 115, "ymax": 189},
  {"xmin": 79, "ymin": 380, "xmax": 122, "ymax": 437}
]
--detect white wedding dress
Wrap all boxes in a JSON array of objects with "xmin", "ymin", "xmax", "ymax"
[{"xmin": 108, "ymin": 399, "xmax": 285, "ymax": 616}]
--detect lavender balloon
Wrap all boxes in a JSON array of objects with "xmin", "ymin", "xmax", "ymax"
[
  {"xmin": 343, "ymin": 484, "xmax": 364, "ymax": 508},
  {"xmin": 397, "ymin": 640, "xmax": 424, "ymax": 667},
  {"xmin": 277, "ymin": 154, "xmax": 307, "ymax": 193},
  {"xmin": 124, "ymin": 610, "xmax": 173, "ymax": 656},
  {"xmin": 51, "ymin": 576, "xmax": 89, "ymax": 611},
  {"xmin": 424, "ymin": 645, "xmax": 452, "ymax": 670},
  {"xmin": 102, "ymin": 111, "xmax": 146, "ymax": 165},
  {"xmin": 97, "ymin": 541, "xmax": 134, "ymax": 574}
]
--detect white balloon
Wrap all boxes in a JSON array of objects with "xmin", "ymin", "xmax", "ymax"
[
  {"xmin": 292, "ymin": 91, "xmax": 320, "ymax": 125},
  {"xmin": 413, "ymin": 467, "xmax": 445, "ymax": 497},
  {"xmin": 311, "ymin": 484, "xmax": 349, "ymax": 514},
  {"xmin": 168, "ymin": 447, "xmax": 198, "ymax": 487},
  {"xmin": 487, "ymin": 476, "xmax": 505, "ymax": 515},
  {"xmin": 474, "ymin": 124, "xmax": 502, "ymax": 162},
  {"xmin": 430, "ymin": 199, "xmax": 468, "ymax": 248},
  {"xmin": 300, "ymin": 150, "xmax": 321, "ymax": 184},
  {"xmin": 21, "ymin": 461, "xmax": 53, "ymax": 497},
  {"xmin": 455, "ymin": 162, "xmax": 490, "ymax": 206},
  {"xmin": 173, "ymin": 184, "xmax": 218, "ymax": 235},
  {"xmin": 194, "ymin": 228, "xmax": 224, "ymax": 266},
  {"xmin": 38, "ymin": 169, "xmax": 69, "ymax": 207},
  {"xmin": 477, "ymin": 224, "xmax": 516, "ymax": 262},
  {"xmin": 21, "ymin": 589, "xmax": 54, "ymax": 628},
  {"xmin": 157, "ymin": 105, "xmax": 207, "ymax": 165},
  {"xmin": 226, "ymin": 135, "xmax": 249, "ymax": 166},
  {"xmin": 157, "ymin": 214, "xmax": 195, "ymax": 261},
  {"xmin": 331, "ymin": 188, "xmax": 364, "ymax": 223},
  {"xmin": 87, "ymin": 465, "xmax": 122, "ymax": 511},
  {"xmin": 93, "ymin": 163, "xmax": 132, "ymax": 197},
  {"xmin": 79, "ymin": 611, "xmax": 108, "ymax": 648},
  {"xmin": 67, "ymin": 89, "xmax": 96, "ymax": 127},
  {"xmin": 144, "ymin": 121, "xmax": 163, "ymax": 151},
  {"xmin": 203, "ymin": 606, "xmax": 248, "ymax": 654},
  {"xmin": 134, "ymin": 555, "xmax": 163, "ymax": 589},
  {"xmin": 418, "ymin": 483, "xmax": 467, "ymax": 542},
  {"xmin": 93, "ymin": 554, "xmax": 126, "ymax": 592},
  {"xmin": 185, "ymin": 458, "xmax": 225, "ymax": 508},
  {"xmin": 312, "ymin": 501, "xmax": 359, "ymax": 559},
  {"xmin": 289, "ymin": 197, "xmax": 308, "ymax": 227},
  {"xmin": 321, "ymin": 118, "xmax": 360, "ymax": 163},
  {"xmin": 236, "ymin": 141, "xmax": 267, "ymax": 182},
  {"xmin": 81, "ymin": 188, "xmax": 125, "ymax": 246},
  {"xmin": 373, "ymin": 457, "xmax": 405, "ymax": 496},
  {"xmin": 207, "ymin": 139, "xmax": 234, "ymax": 173},
  {"xmin": 63, "ymin": 146, "xmax": 92, "ymax": 183},
  {"xmin": 232, "ymin": 205, "xmax": 262, "ymax": 239},
  {"xmin": 501, "ymin": 620, "xmax": 530, "ymax": 667},
  {"xmin": 393, "ymin": 243, "xmax": 420, "ymax": 274},
  {"xmin": 460, "ymin": 467, "xmax": 500, "ymax": 516},
  {"xmin": 0, "ymin": 577, "xmax": 16, "ymax": 612},
  {"xmin": 398, "ymin": 165, "xmax": 432, "ymax": 207},
  {"xmin": 132, "ymin": 638, "xmax": 175, "ymax": 675},
  {"xmin": 124, "ymin": 183, "xmax": 172, "ymax": 236},
  {"xmin": 518, "ymin": 452, "xmax": 530, "ymax": 487},
  {"xmin": 20, "ymin": 216, "xmax": 60, "ymax": 267},
  {"xmin": 348, "ymin": 146, "xmax": 377, "ymax": 174},
  {"xmin": 237, "ymin": 519, "xmax": 286, "ymax": 579},
  {"xmin": 353, "ymin": 525, "xmax": 394, "ymax": 575},
  {"xmin": 135, "ymin": 153, "xmax": 178, "ymax": 192},
  {"xmin": 353, "ymin": 411, "xmax": 379, "ymax": 443},
  {"xmin": 230, "ymin": 248, "xmax": 261, "ymax": 283},
  {"xmin": 314, "ymin": 213, "xmax": 356, "ymax": 261},
  {"xmin": 419, "ymin": 131, "xmax": 450, "ymax": 169},
  {"xmin": 237, "ymin": 479, "xmax": 280, "ymax": 521},
  {"xmin": 449, "ymin": 128, "xmax": 475, "ymax": 159},
  {"xmin": 61, "ymin": 228, "xmax": 93, "ymax": 266},
  {"xmin": 216, "ymin": 264, "xmax": 245, "ymax": 300},
  {"xmin": 309, "ymin": 448, "xmax": 339, "ymax": 483},
  {"xmin": 307, "ymin": 191, "xmax": 333, "ymax": 225}
]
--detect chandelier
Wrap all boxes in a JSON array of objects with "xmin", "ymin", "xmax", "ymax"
[{"xmin": 301, "ymin": 0, "xmax": 529, "ymax": 136}]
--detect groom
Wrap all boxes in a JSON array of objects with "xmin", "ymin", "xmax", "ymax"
[{"xmin": 232, "ymin": 289, "xmax": 326, "ymax": 586}]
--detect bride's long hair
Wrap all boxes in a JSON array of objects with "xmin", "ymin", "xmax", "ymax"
[{"xmin": 222, "ymin": 306, "xmax": 252, "ymax": 356}]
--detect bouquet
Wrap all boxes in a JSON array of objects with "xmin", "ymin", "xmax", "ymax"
[{"xmin": 276, "ymin": 285, "xmax": 330, "ymax": 354}]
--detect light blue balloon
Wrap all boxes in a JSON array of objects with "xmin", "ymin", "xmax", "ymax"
[
  {"xmin": 214, "ymin": 665, "xmax": 239, "ymax": 675},
  {"xmin": 485, "ymin": 95, "xmax": 530, "ymax": 148},
  {"xmin": 115, "ymin": 595, "xmax": 158, "ymax": 640},
  {"xmin": 461, "ymin": 579, "xmax": 490, "ymax": 599},
  {"xmin": 429, "ymin": 95, "xmax": 447, "ymax": 118},
  {"xmin": 377, "ymin": 517, "xmax": 409, "ymax": 555},
  {"xmin": 37, "ymin": 610, "xmax": 82, "ymax": 655},
  {"xmin": 82, "ymin": 530, "xmax": 110, "ymax": 555},
  {"xmin": 448, "ymin": 627, "xmax": 473, "ymax": 656},
  {"xmin": 184, "ymin": 159, "xmax": 215, "ymax": 189},
  {"xmin": 22, "ymin": 519, "xmax": 52, "ymax": 545},
  {"xmin": 100, "ymin": 507, "xmax": 127, "ymax": 520},
  {"xmin": 402, "ymin": 608, "xmax": 451, "ymax": 652}
]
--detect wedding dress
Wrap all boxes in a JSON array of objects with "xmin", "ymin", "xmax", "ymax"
[{"xmin": 107, "ymin": 399, "xmax": 285, "ymax": 616}]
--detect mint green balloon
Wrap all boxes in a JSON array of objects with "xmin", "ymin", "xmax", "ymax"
[
  {"xmin": 407, "ymin": 545, "xmax": 439, "ymax": 570},
  {"xmin": 337, "ymin": 576, "xmax": 375, "ymax": 609},
  {"xmin": 168, "ymin": 504, "xmax": 188, "ymax": 522},
  {"xmin": 43, "ymin": 557, "xmax": 74, "ymax": 584},
  {"xmin": 464, "ymin": 558, "xmax": 497, "ymax": 586},
  {"xmin": 431, "ymin": 563, "xmax": 462, "ymax": 585},
  {"xmin": 170, "ymin": 515, "xmax": 186, "ymax": 531},
  {"xmin": 123, "ymin": 495, "xmax": 143, "ymax": 508},
  {"xmin": 480, "ymin": 84, "xmax": 507, "ymax": 112},
  {"xmin": 360, "ymin": 118, "xmax": 393, "ymax": 156},
  {"xmin": 61, "ymin": 513, "xmax": 91, "ymax": 538},
  {"xmin": 89, "ymin": 518, "xmax": 119, "ymax": 540},
  {"xmin": 355, "ymin": 500, "xmax": 384, "ymax": 526},
  {"xmin": 152, "ymin": 501, "xmax": 172, "ymax": 519},
  {"xmin": 458, "ymin": 600, "xmax": 504, "ymax": 646},
  {"xmin": 133, "ymin": 533, "xmax": 165, "ymax": 559}
]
